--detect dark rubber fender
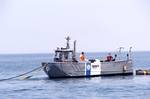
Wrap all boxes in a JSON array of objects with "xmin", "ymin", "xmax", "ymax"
[{"xmin": 136, "ymin": 69, "xmax": 150, "ymax": 75}]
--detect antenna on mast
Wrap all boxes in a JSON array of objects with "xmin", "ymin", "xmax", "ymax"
[
  {"xmin": 118, "ymin": 47, "xmax": 124, "ymax": 60},
  {"xmin": 119, "ymin": 47, "xmax": 124, "ymax": 53},
  {"xmin": 129, "ymin": 46, "xmax": 132, "ymax": 59},
  {"xmin": 65, "ymin": 36, "xmax": 70, "ymax": 49}
]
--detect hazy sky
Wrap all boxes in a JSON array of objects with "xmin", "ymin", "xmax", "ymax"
[{"xmin": 0, "ymin": 0, "xmax": 150, "ymax": 53}]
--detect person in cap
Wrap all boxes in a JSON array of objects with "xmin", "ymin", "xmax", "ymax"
[{"xmin": 80, "ymin": 52, "xmax": 86, "ymax": 61}]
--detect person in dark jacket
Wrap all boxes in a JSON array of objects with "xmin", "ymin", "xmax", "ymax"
[{"xmin": 106, "ymin": 53, "xmax": 113, "ymax": 61}]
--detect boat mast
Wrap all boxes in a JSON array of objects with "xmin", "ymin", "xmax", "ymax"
[
  {"xmin": 66, "ymin": 36, "xmax": 70, "ymax": 49},
  {"xmin": 73, "ymin": 40, "xmax": 76, "ymax": 60}
]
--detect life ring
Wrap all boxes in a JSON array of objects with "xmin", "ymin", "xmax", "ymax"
[{"xmin": 86, "ymin": 64, "xmax": 91, "ymax": 70}]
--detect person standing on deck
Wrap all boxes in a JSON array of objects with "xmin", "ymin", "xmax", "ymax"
[
  {"xmin": 106, "ymin": 53, "xmax": 113, "ymax": 61},
  {"xmin": 80, "ymin": 52, "xmax": 86, "ymax": 61}
]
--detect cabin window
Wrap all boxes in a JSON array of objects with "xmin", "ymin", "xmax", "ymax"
[{"xmin": 92, "ymin": 65, "xmax": 99, "ymax": 68}]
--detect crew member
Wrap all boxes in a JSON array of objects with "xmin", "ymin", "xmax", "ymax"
[
  {"xmin": 106, "ymin": 53, "xmax": 113, "ymax": 61},
  {"xmin": 80, "ymin": 52, "xmax": 86, "ymax": 61}
]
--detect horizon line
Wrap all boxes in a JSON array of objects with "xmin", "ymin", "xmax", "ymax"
[{"xmin": 0, "ymin": 50, "xmax": 149, "ymax": 55}]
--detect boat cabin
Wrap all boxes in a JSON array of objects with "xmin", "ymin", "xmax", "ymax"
[{"xmin": 54, "ymin": 36, "xmax": 77, "ymax": 62}]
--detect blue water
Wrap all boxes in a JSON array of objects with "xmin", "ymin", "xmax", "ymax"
[{"xmin": 0, "ymin": 52, "xmax": 150, "ymax": 99}]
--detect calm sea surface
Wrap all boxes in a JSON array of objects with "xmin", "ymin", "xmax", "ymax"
[{"xmin": 0, "ymin": 52, "xmax": 150, "ymax": 99}]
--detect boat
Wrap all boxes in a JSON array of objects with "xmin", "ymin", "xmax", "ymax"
[
  {"xmin": 136, "ymin": 69, "xmax": 150, "ymax": 75},
  {"xmin": 42, "ymin": 37, "xmax": 133, "ymax": 78}
]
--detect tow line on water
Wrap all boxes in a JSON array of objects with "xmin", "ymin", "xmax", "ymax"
[{"xmin": 0, "ymin": 65, "xmax": 46, "ymax": 82}]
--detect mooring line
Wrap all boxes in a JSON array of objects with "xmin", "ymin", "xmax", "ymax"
[{"xmin": 0, "ymin": 65, "xmax": 46, "ymax": 82}]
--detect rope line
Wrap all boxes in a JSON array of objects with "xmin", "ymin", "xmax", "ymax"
[{"xmin": 0, "ymin": 65, "xmax": 45, "ymax": 81}]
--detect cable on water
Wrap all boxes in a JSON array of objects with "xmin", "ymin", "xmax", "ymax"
[{"xmin": 0, "ymin": 65, "xmax": 46, "ymax": 82}]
